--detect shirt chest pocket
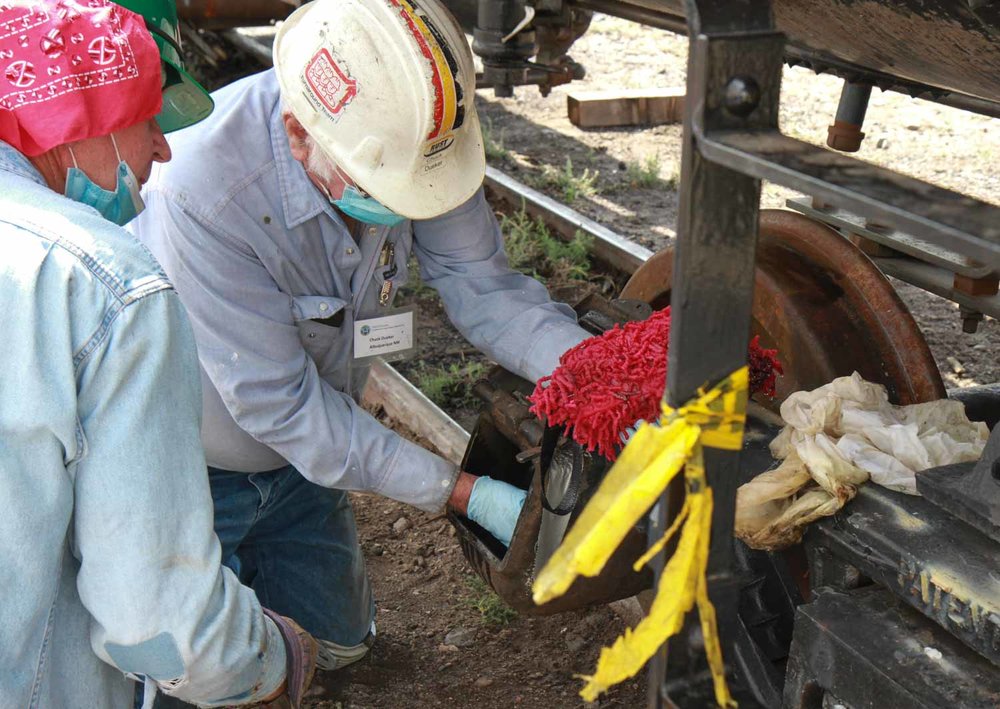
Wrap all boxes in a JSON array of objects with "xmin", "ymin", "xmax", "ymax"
[{"xmin": 291, "ymin": 295, "xmax": 353, "ymax": 380}]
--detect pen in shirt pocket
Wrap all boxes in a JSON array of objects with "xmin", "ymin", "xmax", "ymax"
[{"xmin": 378, "ymin": 241, "xmax": 396, "ymax": 305}]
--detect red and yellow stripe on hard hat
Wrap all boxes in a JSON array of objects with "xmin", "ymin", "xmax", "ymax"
[{"xmin": 386, "ymin": 0, "xmax": 459, "ymax": 140}]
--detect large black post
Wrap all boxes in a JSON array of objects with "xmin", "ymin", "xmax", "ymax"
[{"xmin": 648, "ymin": 2, "xmax": 784, "ymax": 706}]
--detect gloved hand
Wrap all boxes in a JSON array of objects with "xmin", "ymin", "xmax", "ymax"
[
  {"xmin": 261, "ymin": 608, "xmax": 319, "ymax": 709},
  {"xmin": 466, "ymin": 476, "xmax": 527, "ymax": 547},
  {"xmin": 620, "ymin": 418, "xmax": 647, "ymax": 446}
]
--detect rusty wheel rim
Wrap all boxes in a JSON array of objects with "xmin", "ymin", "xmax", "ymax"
[{"xmin": 621, "ymin": 209, "xmax": 945, "ymax": 406}]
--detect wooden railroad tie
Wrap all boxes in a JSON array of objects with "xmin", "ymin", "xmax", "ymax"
[{"xmin": 567, "ymin": 88, "xmax": 685, "ymax": 129}]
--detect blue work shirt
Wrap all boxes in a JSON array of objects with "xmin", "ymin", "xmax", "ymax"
[
  {"xmin": 131, "ymin": 70, "xmax": 589, "ymax": 512},
  {"xmin": 0, "ymin": 142, "xmax": 285, "ymax": 707}
]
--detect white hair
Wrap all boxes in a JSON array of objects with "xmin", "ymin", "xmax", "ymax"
[
  {"xmin": 283, "ymin": 106, "xmax": 338, "ymax": 182},
  {"xmin": 303, "ymin": 131, "xmax": 338, "ymax": 183}
]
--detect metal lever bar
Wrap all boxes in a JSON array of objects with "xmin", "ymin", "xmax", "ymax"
[
  {"xmin": 698, "ymin": 130, "xmax": 1000, "ymax": 267},
  {"xmin": 785, "ymin": 197, "xmax": 992, "ymax": 276}
]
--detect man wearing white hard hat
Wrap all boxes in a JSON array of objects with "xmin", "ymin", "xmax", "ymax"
[{"xmin": 131, "ymin": 0, "xmax": 591, "ymax": 671}]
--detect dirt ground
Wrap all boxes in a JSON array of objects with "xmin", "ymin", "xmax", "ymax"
[
  {"xmin": 304, "ymin": 415, "xmax": 645, "ymax": 708},
  {"xmin": 187, "ymin": 13, "xmax": 999, "ymax": 708}
]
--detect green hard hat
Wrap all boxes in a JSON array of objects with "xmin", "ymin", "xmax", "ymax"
[{"xmin": 116, "ymin": 0, "xmax": 214, "ymax": 132}]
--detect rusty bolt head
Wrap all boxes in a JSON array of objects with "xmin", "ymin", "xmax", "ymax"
[
  {"xmin": 724, "ymin": 76, "xmax": 760, "ymax": 117},
  {"xmin": 960, "ymin": 307, "xmax": 984, "ymax": 334}
]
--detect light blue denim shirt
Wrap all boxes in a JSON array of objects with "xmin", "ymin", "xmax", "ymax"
[
  {"xmin": 130, "ymin": 70, "xmax": 589, "ymax": 512},
  {"xmin": 0, "ymin": 142, "xmax": 285, "ymax": 708}
]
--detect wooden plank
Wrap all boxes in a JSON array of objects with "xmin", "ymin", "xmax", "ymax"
[
  {"xmin": 567, "ymin": 88, "xmax": 685, "ymax": 129},
  {"xmin": 361, "ymin": 357, "xmax": 470, "ymax": 466}
]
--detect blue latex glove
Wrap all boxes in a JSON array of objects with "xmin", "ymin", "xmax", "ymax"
[
  {"xmin": 466, "ymin": 476, "xmax": 527, "ymax": 547},
  {"xmin": 620, "ymin": 418, "xmax": 647, "ymax": 446}
]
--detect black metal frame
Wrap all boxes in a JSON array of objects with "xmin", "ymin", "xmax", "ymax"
[
  {"xmin": 654, "ymin": 0, "xmax": 1000, "ymax": 705},
  {"xmin": 783, "ymin": 586, "xmax": 1000, "ymax": 709}
]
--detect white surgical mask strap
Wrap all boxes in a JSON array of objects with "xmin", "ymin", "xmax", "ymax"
[
  {"xmin": 110, "ymin": 133, "xmax": 123, "ymax": 164},
  {"xmin": 67, "ymin": 145, "xmax": 79, "ymax": 169},
  {"xmin": 312, "ymin": 174, "xmax": 337, "ymax": 205}
]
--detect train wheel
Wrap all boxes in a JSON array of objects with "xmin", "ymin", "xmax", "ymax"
[{"xmin": 621, "ymin": 209, "xmax": 945, "ymax": 407}]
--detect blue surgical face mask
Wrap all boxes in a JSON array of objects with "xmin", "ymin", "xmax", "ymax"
[
  {"xmin": 332, "ymin": 186, "xmax": 406, "ymax": 227},
  {"xmin": 64, "ymin": 135, "xmax": 145, "ymax": 226}
]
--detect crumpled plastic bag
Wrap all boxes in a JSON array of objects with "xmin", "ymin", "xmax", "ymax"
[{"xmin": 736, "ymin": 372, "xmax": 988, "ymax": 550}]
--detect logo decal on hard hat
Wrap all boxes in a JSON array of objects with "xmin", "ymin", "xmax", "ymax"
[
  {"xmin": 423, "ymin": 133, "xmax": 454, "ymax": 158},
  {"xmin": 303, "ymin": 47, "xmax": 357, "ymax": 119},
  {"xmin": 385, "ymin": 0, "xmax": 462, "ymax": 147},
  {"xmin": 0, "ymin": 3, "xmax": 141, "ymax": 112}
]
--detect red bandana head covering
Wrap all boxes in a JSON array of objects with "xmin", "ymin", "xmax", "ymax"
[{"xmin": 0, "ymin": 0, "xmax": 162, "ymax": 157}]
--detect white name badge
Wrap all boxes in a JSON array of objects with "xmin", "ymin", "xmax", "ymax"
[{"xmin": 353, "ymin": 307, "xmax": 416, "ymax": 360}]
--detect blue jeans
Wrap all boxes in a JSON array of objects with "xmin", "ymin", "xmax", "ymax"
[
  {"xmin": 143, "ymin": 465, "xmax": 374, "ymax": 707},
  {"xmin": 209, "ymin": 464, "xmax": 375, "ymax": 646}
]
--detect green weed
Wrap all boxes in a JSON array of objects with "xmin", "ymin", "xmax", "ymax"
[
  {"xmin": 531, "ymin": 157, "xmax": 599, "ymax": 203},
  {"xmin": 413, "ymin": 359, "xmax": 488, "ymax": 410},
  {"xmin": 482, "ymin": 118, "xmax": 511, "ymax": 162},
  {"xmin": 500, "ymin": 207, "xmax": 592, "ymax": 283},
  {"xmin": 625, "ymin": 154, "xmax": 662, "ymax": 188},
  {"xmin": 396, "ymin": 255, "xmax": 435, "ymax": 301},
  {"xmin": 463, "ymin": 575, "xmax": 518, "ymax": 626},
  {"xmin": 608, "ymin": 154, "xmax": 679, "ymax": 193}
]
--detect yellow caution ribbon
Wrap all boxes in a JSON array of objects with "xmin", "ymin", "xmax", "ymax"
[{"xmin": 532, "ymin": 366, "xmax": 748, "ymax": 706}]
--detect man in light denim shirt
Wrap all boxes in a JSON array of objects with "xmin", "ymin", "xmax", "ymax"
[
  {"xmin": 130, "ymin": 0, "xmax": 592, "ymax": 674},
  {"xmin": 0, "ymin": 2, "xmax": 317, "ymax": 707}
]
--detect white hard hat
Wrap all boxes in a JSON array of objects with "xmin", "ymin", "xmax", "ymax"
[{"xmin": 274, "ymin": 0, "xmax": 485, "ymax": 220}]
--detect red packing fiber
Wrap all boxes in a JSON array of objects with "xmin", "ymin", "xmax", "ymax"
[{"xmin": 529, "ymin": 307, "xmax": 782, "ymax": 461}]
